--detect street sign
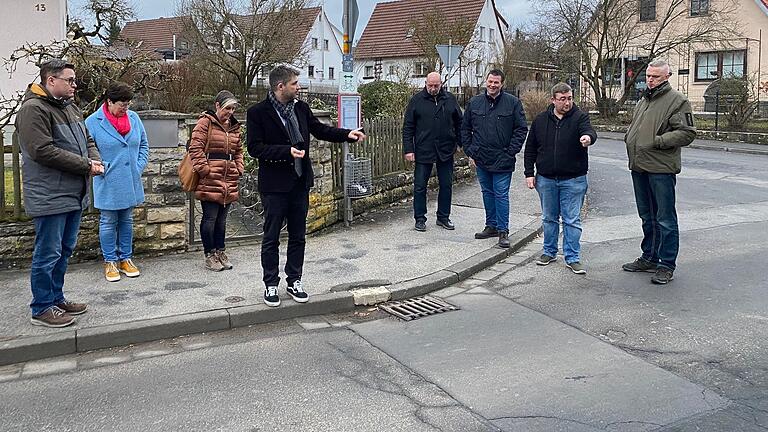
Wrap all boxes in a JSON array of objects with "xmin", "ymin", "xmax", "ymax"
[
  {"xmin": 342, "ymin": 54, "xmax": 354, "ymax": 73},
  {"xmin": 436, "ymin": 44, "xmax": 463, "ymax": 70},
  {"xmin": 341, "ymin": 73, "xmax": 356, "ymax": 93},
  {"xmin": 338, "ymin": 94, "xmax": 362, "ymax": 130},
  {"xmin": 343, "ymin": 0, "xmax": 360, "ymax": 43}
]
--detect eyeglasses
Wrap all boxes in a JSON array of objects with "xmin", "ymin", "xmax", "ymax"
[
  {"xmin": 110, "ymin": 101, "xmax": 132, "ymax": 109},
  {"xmin": 53, "ymin": 76, "xmax": 77, "ymax": 86}
]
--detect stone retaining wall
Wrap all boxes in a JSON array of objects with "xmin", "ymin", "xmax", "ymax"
[
  {"xmin": 0, "ymin": 111, "xmax": 471, "ymax": 269},
  {"xmin": 594, "ymin": 124, "xmax": 768, "ymax": 145}
]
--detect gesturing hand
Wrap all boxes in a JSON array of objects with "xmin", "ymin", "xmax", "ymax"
[
  {"xmin": 348, "ymin": 129, "xmax": 366, "ymax": 142},
  {"xmin": 291, "ymin": 147, "xmax": 306, "ymax": 158},
  {"xmin": 580, "ymin": 135, "xmax": 592, "ymax": 147}
]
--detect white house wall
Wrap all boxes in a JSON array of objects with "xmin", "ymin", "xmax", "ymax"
[
  {"xmin": 355, "ymin": 0, "xmax": 507, "ymax": 90},
  {"xmin": 0, "ymin": 0, "xmax": 68, "ymax": 104},
  {"xmin": 293, "ymin": 9, "xmax": 344, "ymax": 92}
]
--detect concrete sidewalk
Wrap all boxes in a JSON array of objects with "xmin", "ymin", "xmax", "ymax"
[{"xmin": 0, "ymin": 179, "xmax": 542, "ymax": 365}]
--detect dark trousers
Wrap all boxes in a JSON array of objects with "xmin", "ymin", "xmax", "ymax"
[
  {"xmin": 30, "ymin": 209, "xmax": 82, "ymax": 316},
  {"xmin": 260, "ymin": 182, "xmax": 309, "ymax": 288},
  {"xmin": 413, "ymin": 157, "xmax": 454, "ymax": 222},
  {"xmin": 631, "ymin": 171, "xmax": 679, "ymax": 270},
  {"xmin": 200, "ymin": 201, "xmax": 230, "ymax": 254}
]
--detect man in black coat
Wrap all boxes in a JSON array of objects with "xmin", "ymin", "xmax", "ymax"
[
  {"xmin": 402, "ymin": 72, "xmax": 463, "ymax": 232},
  {"xmin": 247, "ymin": 66, "xmax": 365, "ymax": 307},
  {"xmin": 461, "ymin": 69, "xmax": 528, "ymax": 248},
  {"xmin": 524, "ymin": 82, "xmax": 596, "ymax": 274}
]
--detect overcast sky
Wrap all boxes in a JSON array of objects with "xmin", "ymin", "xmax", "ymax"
[{"xmin": 68, "ymin": 0, "xmax": 534, "ymax": 36}]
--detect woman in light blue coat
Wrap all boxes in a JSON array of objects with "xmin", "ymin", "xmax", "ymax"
[{"xmin": 85, "ymin": 82, "xmax": 149, "ymax": 282}]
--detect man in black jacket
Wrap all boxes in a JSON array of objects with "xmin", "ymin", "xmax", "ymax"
[
  {"xmin": 247, "ymin": 66, "xmax": 365, "ymax": 307},
  {"xmin": 461, "ymin": 69, "xmax": 528, "ymax": 248},
  {"xmin": 524, "ymin": 83, "xmax": 596, "ymax": 274},
  {"xmin": 403, "ymin": 72, "xmax": 463, "ymax": 231}
]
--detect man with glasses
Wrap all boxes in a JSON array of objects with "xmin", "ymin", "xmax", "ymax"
[
  {"xmin": 622, "ymin": 59, "xmax": 696, "ymax": 284},
  {"xmin": 524, "ymin": 83, "xmax": 596, "ymax": 274},
  {"xmin": 15, "ymin": 59, "xmax": 103, "ymax": 327}
]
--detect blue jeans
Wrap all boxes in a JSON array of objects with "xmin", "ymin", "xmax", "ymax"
[
  {"xmin": 536, "ymin": 175, "xmax": 588, "ymax": 263},
  {"xmin": 413, "ymin": 158, "xmax": 454, "ymax": 222},
  {"xmin": 476, "ymin": 166, "xmax": 513, "ymax": 232},
  {"xmin": 99, "ymin": 208, "xmax": 134, "ymax": 262},
  {"xmin": 30, "ymin": 210, "xmax": 82, "ymax": 316},
  {"xmin": 631, "ymin": 171, "xmax": 679, "ymax": 270}
]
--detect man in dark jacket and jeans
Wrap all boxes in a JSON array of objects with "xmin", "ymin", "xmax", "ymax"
[
  {"xmin": 15, "ymin": 59, "xmax": 103, "ymax": 327},
  {"xmin": 461, "ymin": 69, "xmax": 528, "ymax": 248},
  {"xmin": 403, "ymin": 72, "xmax": 463, "ymax": 231},
  {"xmin": 622, "ymin": 60, "xmax": 696, "ymax": 284},
  {"xmin": 524, "ymin": 83, "xmax": 596, "ymax": 274}
]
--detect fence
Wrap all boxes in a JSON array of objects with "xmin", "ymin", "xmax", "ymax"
[
  {"xmin": 1, "ymin": 132, "xmax": 23, "ymax": 222},
  {"xmin": 329, "ymin": 117, "xmax": 408, "ymax": 193}
]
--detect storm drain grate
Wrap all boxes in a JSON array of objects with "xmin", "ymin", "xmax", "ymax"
[{"xmin": 379, "ymin": 296, "xmax": 459, "ymax": 321}]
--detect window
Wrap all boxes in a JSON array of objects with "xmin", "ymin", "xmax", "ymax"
[
  {"xmin": 695, "ymin": 50, "xmax": 746, "ymax": 81},
  {"xmin": 489, "ymin": 28, "xmax": 495, "ymax": 43},
  {"xmin": 479, "ymin": 26, "xmax": 486, "ymax": 42},
  {"xmin": 308, "ymin": 65, "xmax": 315, "ymax": 78},
  {"xmin": 328, "ymin": 67, "xmax": 334, "ymax": 80},
  {"xmin": 389, "ymin": 65, "xmax": 396, "ymax": 75},
  {"xmin": 260, "ymin": 65, "xmax": 271, "ymax": 77},
  {"xmin": 475, "ymin": 61, "xmax": 483, "ymax": 77},
  {"xmin": 324, "ymin": 39, "xmax": 329, "ymax": 50},
  {"xmin": 312, "ymin": 38, "xmax": 318, "ymax": 49},
  {"xmin": 412, "ymin": 62, "xmax": 429, "ymax": 77},
  {"xmin": 602, "ymin": 58, "xmax": 622, "ymax": 86},
  {"xmin": 690, "ymin": 0, "xmax": 709, "ymax": 16},
  {"xmin": 640, "ymin": 0, "xmax": 656, "ymax": 21},
  {"xmin": 364, "ymin": 65, "xmax": 373, "ymax": 78}
]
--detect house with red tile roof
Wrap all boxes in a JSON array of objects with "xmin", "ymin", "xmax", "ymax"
[
  {"xmin": 354, "ymin": 0, "xmax": 509, "ymax": 89},
  {"xmin": 120, "ymin": 7, "xmax": 343, "ymax": 91}
]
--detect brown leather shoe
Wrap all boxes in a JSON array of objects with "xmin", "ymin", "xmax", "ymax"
[
  {"xmin": 55, "ymin": 300, "xmax": 88, "ymax": 315},
  {"xmin": 30, "ymin": 307, "xmax": 75, "ymax": 328}
]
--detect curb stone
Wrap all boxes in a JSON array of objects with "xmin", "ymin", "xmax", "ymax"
[{"xmin": 0, "ymin": 221, "xmax": 542, "ymax": 366}]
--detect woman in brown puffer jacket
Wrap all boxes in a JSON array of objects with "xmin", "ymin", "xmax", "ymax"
[{"xmin": 188, "ymin": 90, "xmax": 244, "ymax": 271}]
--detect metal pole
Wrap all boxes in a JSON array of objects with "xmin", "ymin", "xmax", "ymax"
[
  {"xmin": 342, "ymin": 0, "xmax": 351, "ymax": 226},
  {"xmin": 715, "ymin": 86, "xmax": 720, "ymax": 131}
]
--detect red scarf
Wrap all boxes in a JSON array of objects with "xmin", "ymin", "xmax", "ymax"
[{"xmin": 102, "ymin": 103, "xmax": 131, "ymax": 136}]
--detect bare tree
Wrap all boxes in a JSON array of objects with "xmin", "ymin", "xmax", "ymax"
[
  {"xmin": 0, "ymin": 0, "xmax": 149, "ymax": 129},
  {"xmin": 497, "ymin": 29, "xmax": 560, "ymax": 91},
  {"xmin": 176, "ymin": 0, "xmax": 313, "ymax": 101},
  {"xmin": 532, "ymin": 0, "xmax": 741, "ymax": 116},
  {"xmin": 409, "ymin": 10, "xmax": 479, "ymax": 82}
]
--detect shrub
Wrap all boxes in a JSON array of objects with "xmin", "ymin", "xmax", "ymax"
[
  {"xmin": 519, "ymin": 90, "xmax": 551, "ymax": 120},
  {"xmin": 358, "ymin": 80, "xmax": 414, "ymax": 119}
]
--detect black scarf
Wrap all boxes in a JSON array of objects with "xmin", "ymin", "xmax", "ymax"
[
  {"xmin": 268, "ymin": 91, "xmax": 304, "ymax": 176},
  {"xmin": 268, "ymin": 91, "xmax": 303, "ymax": 148}
]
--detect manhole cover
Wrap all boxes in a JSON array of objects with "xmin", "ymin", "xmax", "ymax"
[
  {"xmin": 379, "ymin": 296, "xmax": 458, "ymax": 321},
  {"xmin": 225, "ymin": 296, "xmax": 245, "ymax": 303}
]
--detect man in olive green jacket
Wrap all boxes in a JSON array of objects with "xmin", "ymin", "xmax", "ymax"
[{"xmin": 621, "ymin": 59, "xmax": 696, "ymax": 285}]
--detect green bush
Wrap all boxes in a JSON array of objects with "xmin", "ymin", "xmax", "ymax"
[{"xmin": 358, "ymin": 80, "xmax": 414, "ymax": 119}]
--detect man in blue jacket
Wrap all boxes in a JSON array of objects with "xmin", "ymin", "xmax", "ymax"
[
  {"xmin": 461, "ymin": 69, "xmax": 528, "ymax": 248},
  {"xmin": 402, "ymin": 72, "xmax": 463, "ymax": 231},
  {"xmin": 524, "ymin": 83, "xmax": 596, "ymax": 274}
]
